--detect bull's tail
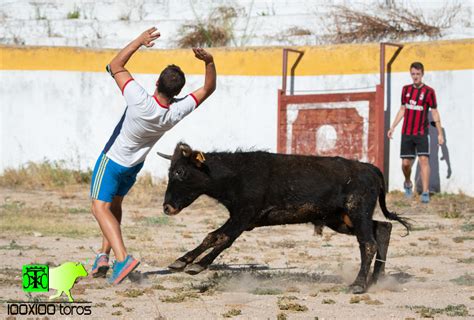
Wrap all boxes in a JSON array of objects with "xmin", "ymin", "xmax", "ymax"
[{"xmin": 373, "ymin": 166, "xmax": 412, "ymax": 236}]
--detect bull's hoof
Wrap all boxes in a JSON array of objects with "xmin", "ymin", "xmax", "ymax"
[
  {"xmin": 350, "ymin": 283, "xmax": 367, "ymax": 294},
  {"xmin": 168, "ymin": 260, "xmax": 187, "ymax": 272},
  {"xmin": 184, "ymin": 263, "xmax": 206, "ymax": 275}
]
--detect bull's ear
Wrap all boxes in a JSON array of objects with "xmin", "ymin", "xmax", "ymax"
[
  {"xmin": 179, "ymin": 143, "xmax": 193, "ymax": 157},
  {"xmin": 191, "ymin": 151, "xmax": 206, "ymax": 167}
]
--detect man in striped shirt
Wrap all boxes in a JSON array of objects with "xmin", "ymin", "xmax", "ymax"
[{"xmin": 387, "ymin": 62, "xmax": 444, "ymax": 203}]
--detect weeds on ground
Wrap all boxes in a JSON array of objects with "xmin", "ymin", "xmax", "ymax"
[
  {"xmin": 457, "ymin": 257, "xmax": 474, "ymax": 264},
  {"xmin": 222, "ymin": 308, "xmax": 242, "ymax": 317},
  {"xmin": 406, "ymin": 304, "xmax": 468, "ymax": 317},
  {"xmin": 0, "ymin": 199, "xmax": 96, "ymax": 238},
  {"xmin": 277, "ymin": 296, "xmax": 308, "ymax": 312},
  {"xmin": 0, "ymin": 161, "xmax": 91, "ymax": 189},
  {"xmin": 159, "ymin": 291, "xmax": 199, "ymax": 303},
  {"xmin": 450, "ymin": 274, "xmax": 474, "ymax": 286},
  {"xmin": 461, "ymin": 223, "xmax": 474, "ymax": 232},
  {"xmin": 251, "ymin": 287, "xmax": 283, "ymax": 295}
]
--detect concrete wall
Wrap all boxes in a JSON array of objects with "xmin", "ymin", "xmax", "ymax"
[
  {"xmin": 1, "ymin": 40, "xmax": 473, "ymax": 195},
  {"xmin": 1, "ymin": 0, "xmax": 472, "ymax": 48}
]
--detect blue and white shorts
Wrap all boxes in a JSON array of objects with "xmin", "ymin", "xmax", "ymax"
[{"xmin": 90, "ymin": 153, "xmax": 144, "ymax": 203}]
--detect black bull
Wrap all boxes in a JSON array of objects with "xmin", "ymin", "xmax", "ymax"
[{"xmin": 159, "ymin": 143, "xmax": 411, "ymax": 294}]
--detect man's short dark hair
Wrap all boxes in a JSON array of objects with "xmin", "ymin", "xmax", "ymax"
[
  {"xmin": 410, "ymin": 62, "xmax": 424, "ymax": 74},
  {"xmin": 157, "ymin": 64, "xmax": 186, "ymax": 99}
]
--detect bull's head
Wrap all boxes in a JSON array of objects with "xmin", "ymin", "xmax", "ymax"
[{"xmin": 158, "ymin": 142, "xmax": 209, "ymax": 215}]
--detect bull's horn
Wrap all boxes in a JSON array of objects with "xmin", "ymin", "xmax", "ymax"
[{"xmin": 156, "ymin": 151, "xmax": 172, "ymax": 160}]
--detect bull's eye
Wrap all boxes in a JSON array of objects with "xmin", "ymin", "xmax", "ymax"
[{"xmin": 174, "ymin": 168, "xmax": 185, "ymax": 180}]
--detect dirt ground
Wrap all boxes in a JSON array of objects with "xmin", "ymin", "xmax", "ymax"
[{"xmin": 0, "ymin": 185, "xmax": 473, "ymax": 319}]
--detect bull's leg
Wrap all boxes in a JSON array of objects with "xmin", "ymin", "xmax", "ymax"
[
  {"xmin": 168, "ymin": 219, "xmax": 233, "ymax": 271},
  {"xmin": 371, "ymin": 220, "xmax": 392, "ymax": 284},
  {"xmin": 185, "ymin": 227, "xmax": 244, "ymax": 275},
  {"xmin": 350, "ymin": 219, "xmax": 378, "ymax": 294}
]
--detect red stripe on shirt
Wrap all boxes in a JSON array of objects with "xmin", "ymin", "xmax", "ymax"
[
  {"xmin": 405, "ymin": 109, "xmax": 414, "ymax": 135},
  {"xmin": 121, "ymin": 78, "xmax": 134, "ymax": 95},
  {"xmin": 190, "ymin": 93, "xmax": 199, "ymax": 106},
  {"xmin": 153, "ymin": 96, "xmax": 169, "ymax": 109}
]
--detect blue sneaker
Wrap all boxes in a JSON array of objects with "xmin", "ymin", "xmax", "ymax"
[
  {"xmin": 108, "ymin": 255, "xmax": 140, "ymax": 285},
  {"xmin": 91, "ymin": 253, "xmax": 109, "ymax": 278},
  {"xmin": 421, "ymin": 192, "xmax": 430, "ymax": 203},
  {"xmin": 404, "ymin": 181, "xmax": 413, "ymax": 198}
]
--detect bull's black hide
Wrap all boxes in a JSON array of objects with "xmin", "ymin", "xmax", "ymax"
[{"xmin": 159, "ymin": 143, "xmax": 411, "ymax": 293}]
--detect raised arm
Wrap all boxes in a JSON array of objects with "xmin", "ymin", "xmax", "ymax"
[
  {"xmin": 107, "ymin": 27, "xmax": 160, "ymax": 92},
  {"xmin": 191, "ymin": 48, "xmax": 216, "ymax": 104}
]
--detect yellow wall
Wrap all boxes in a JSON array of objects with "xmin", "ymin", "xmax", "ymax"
[{"xmin": 1, "ymin": 39, "xmax": 472, "ymax": 76}]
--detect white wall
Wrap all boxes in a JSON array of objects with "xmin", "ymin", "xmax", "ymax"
[
  {"xmin": 1, "ymin": 68, "xmax": 472, "ymax": 195},
  {"xmin": 1, "ymin": 0, "xmax": 472, "ymax": 48}
]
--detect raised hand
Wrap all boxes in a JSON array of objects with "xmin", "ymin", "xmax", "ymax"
[
  {"xmin": 137, "ymin": 27, "xmax": 160, "ymax": 47},
  {"xmin": 192, "ymin": 48, "xmax": 214, "ymax": 64}
]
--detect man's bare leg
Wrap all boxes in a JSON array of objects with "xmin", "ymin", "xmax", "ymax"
[
  {"xmin": 99, "ymin": 196, "xmax": 124, "ymax": 256},
  {"xmin": 92, "ymin": 199, "xmax": 127, "ymax": 262}
]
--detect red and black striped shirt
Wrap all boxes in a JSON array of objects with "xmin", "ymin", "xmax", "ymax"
[{"xmin": 401, "ymin": 84, "xmax": 437, "ymax": 136}]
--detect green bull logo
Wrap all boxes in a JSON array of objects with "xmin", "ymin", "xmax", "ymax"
[{"xmin": 22, "ymin": 262, "xmax": 88, "ymax": 302}]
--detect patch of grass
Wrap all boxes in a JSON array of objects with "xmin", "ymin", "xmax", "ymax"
[
  {"xmin": 151, "ymin": 284, "xmax": 166, "ymax": 290},
  {"xmin": 452, "ymin": 236, "xmax": 474, "ymax": 243},
  {"xmin": 251, "ymin": 287, "xmax": 283, "ymax": 295},
  {"xmin": 450, "ymin": 274, "xmax": 474, "ymax": 286},
  {"xmin": 116, "ymin": 288, "xmax": 145, "ymax": 298},
  {"xmin": 222, "ymin": 308, "xmax": 242, "ymax": 317},
  {"xmin": 461, "ymin": 223, "xmax": 474, "ymax": 232},
  {"xmin": 67, "ymin": 9, "xmax": 80, "ymax": 19},
  {"xmin": 365, "ymin": 299, "xmax": 383, "ymax": 305},
  {"xmin": 112, "ymin": 302, "xmax": 124, "ymax": 308},
  {"xmin": 457, "ymin": 257, "xmax": 474, "ymax": 264},
  {"xmin": 406, "ymin": 304, "xmax": 468, "ymax": 317},
  {"xmin": 438, "ymin": 210, "xmax": 462, "ymax": 219},
  {"xmin": 0, "ymin": 200, "xmax": 97, "ymax": 238},
  {"xmin": 0, "ymin": 161, "xmax": 91, "ymax": 189},
  {"xmin": 277, "ymin": 313, "xmax": 288, "ymax": 320},
  {"xmin": 322, "ymin": 299, "xmax": 336, "ymax": 304},
  {"xmin": 392, "ymin": 200, "xmax": 410, "ymax": 208},
  {"xmin": 277, "ymin": 296, "xmax": 308, "ymax": 312},
  {"xmin": 350, "ymin": 294, "xmax": 370, "ymax": 304},
  {"xmin": 411, "ymin": 226, "xmax": 430, "ymax": 232},
  {"xmin": 68, "ymin": 207, "xmax": 89, "ymax": 214},
  {"xmin": 142, "ymin": 216, "xmax": 171, "ymax": 226},
  {"xmin": 160, "ymin": 291, "xmax": 199, "ymax": 303}
]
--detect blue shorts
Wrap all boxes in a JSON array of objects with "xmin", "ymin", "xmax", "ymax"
[{"xmin": 90, "ymin": 153, "xmax": 144, "ymax": 203}]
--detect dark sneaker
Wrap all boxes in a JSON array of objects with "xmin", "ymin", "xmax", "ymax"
[
  {"xmin": 404, "ymin": 181, "xmax": 413, "ymax": 198},
  {"xmin": 91, "ymin": 253, "xmax": 109, "ymax": 278},
  {"xmin": 421, "ymin": 192, "xmax": 430, "ymax": 203},
  {"xmin": 108, "ymin": 255, "xmax": 140, "ymax": 285}
]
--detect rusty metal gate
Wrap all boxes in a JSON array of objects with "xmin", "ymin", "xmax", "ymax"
[{"xmin": 277, "ymin": 44, "xmax": 403, "ymax": 177}]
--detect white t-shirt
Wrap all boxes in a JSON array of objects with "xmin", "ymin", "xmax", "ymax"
[{"xmin": 104, "ymin": 79, "xmax": 198, "ymax": 167}]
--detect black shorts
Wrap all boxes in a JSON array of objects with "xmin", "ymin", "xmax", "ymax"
[{"xmin": 400, "ymin": 134, "xmax": 429, "ymax": 158}]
